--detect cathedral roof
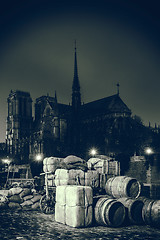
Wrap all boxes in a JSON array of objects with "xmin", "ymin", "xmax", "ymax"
[
  {"xmin": 58, "ymin": 103, "xmax": 71, "ymax": 117},
  {"xmin": 81, "ymin": 94, "xmax": 131, "ymax": 117}
]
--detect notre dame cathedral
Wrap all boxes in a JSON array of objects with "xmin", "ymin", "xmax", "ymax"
[{"xmin": 6, "ymin": 46, "xmax": 159, "ymax": 164}]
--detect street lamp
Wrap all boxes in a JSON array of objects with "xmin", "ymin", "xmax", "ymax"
[
  {"xmin": 89, "ymin": 148, "xmax": 98, "ymax": 157},
  {"xmin": 145, "ymin": 147, "xmax": 153, "ymax": 155},
  {"xmin": 35, "ymin": 154, "xmax": 43, "ymax": 162},
  {"xmin": 2, "ymin": 157, "xmax": 12, "ymax": 168}
]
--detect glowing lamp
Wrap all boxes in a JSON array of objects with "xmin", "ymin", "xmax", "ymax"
[
  {"xmin": 2, "ymin": 158, "xmax": 11, "ymax": 165},
  {"xmin": 145, "ymin": 147, "xmax": 153, "ymax": 155},
  {"xmin": 90, "ymin": 148, "xmax": 97, "ymax": 156},
  {"xmin": 35, "ymin": 154, "xmax": 43, "ymax": 162}
]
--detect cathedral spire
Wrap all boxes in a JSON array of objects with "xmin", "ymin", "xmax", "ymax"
[
  {"xmin": 117, "ymin": 82, "xmax": 120, "ymax": 96},
  {"xmin": 72, "ymin": 41, "xmax": 81, "ymax": 108},
  {"xmin": 55, "ymin": 90, "xmax": 57, "ymax": 102},
  {"xmin": 72, "ymin": 40, "xmax": 80, "ymax": 91}
]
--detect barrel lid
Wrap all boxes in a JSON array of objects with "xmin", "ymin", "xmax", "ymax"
[{"xmin": 126, "ymin": 179, "xmax": 141, "ymax": 198}]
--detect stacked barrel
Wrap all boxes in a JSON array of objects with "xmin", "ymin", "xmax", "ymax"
[
  {"xmin": 93, "ymin": 176, "xmax": 143, "ymax": 227},
  {"xmin": 94, "ymin": 195, "xmax": 126, "ymax": 227}
]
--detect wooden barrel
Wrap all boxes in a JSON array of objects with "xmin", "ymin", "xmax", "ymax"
[
  {"xmin": 118, "ymin": 197, "xmax": 144, "ymax": 224},
  {"xmin": 105, "ymin": 176, "xmax": 142, "ymax": 198},
  {"xmin": 142, "ymin": 199, "xmax": 160, "ymax": 227},
  {"xmin": 94, "ymin": 197, "xmax": 126, "ymax": 227},
  {"xmin": 137, "ymin": 196, "xmax": 151, "ymax": 204}
]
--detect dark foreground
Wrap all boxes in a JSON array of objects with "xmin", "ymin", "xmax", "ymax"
[{"xmin": 1, "ymin": 210, "xmax": 160, "ymax": 240}]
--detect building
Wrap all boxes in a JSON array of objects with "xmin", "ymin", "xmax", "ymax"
[
  {"xmin": 6, "ymin": 90, "xmax": 33, "ymax": 162},
  {"xmin": 6, "ymin": 46, "xmax": 157, "ymax": 163}
]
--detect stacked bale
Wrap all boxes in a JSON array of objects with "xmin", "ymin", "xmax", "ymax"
[
  {"xmin": 55, "ymin": 169, "xmax": 85, "ymax": 186},
  {"xmin": 0, "ymin": 187, "xmax": 42, "ymax": 211},
  {"xmin": 7, "ymin": 187, "xmax": 23, "ymax": 209},
  {"xmin": 20, "ymin": 189, "xmax": 42, "ymax": 210},
  {"xmin": 55, "ymin": 185, "xmax": 93, "ymax": 227},
  {"xmin": 61, "ymin": 155, "xmax": 88, "ymax": 171},
  {"xmin": 87, "ymin": 157, "xmax": 120, "ymax": 175},
  {"xmin": 43, "ymin": 155, "xmax": 88, "ymax": 188},
  {"xmin": 43, "ymin": 157, "xmax": 63, "ymax": 173},
  {"xmin": 85, "ymin": 170, "xmax": 100, "ymax": 189}
]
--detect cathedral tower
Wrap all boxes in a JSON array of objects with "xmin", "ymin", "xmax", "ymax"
[{"xmin": 6, "ymin": 90, "xmax": 33, "ymax": 159}]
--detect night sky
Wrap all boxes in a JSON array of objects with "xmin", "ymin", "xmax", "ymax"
[{"xmin": 0, "ymin": 0, "xmax": 160, "ymax": 142}]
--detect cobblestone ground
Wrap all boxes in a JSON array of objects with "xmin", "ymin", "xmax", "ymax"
[{"xmin": 1, "ymin": 210, "xmax": 160, "ymax": 240}]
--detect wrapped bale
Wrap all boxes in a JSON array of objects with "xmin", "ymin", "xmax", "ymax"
[
  {"xmin": 55, "ymin": 186, "xmax": 70, "ymax": 225},
  {"xmin": 43, "ymin": 157, "xmax": 62, "ymax": 173},
  {"xmin": 55, "ymin": 169, "xmax": 85, "ymax": 186},
  {"xmin": 61, "ymin": 155, "xmax": 88, "ymax": 171},
  {"xmin": 99, "ymin": 174, "xmax": 108, "ymax": 189},
  {"xmin": 55, "ymin": 203, "xmax": 66, "ymax": 224},
  {"xmin": 87, "ymin": 157, "xmax": 120, "ymax": 175},
  {"xmin": 85, "ymin": 170, "xmax": 100, "ymax": 189},
  {"xmin": 55, "ymin": 185, "xmax": 93, "ymax": 227},
  {"xmin": 105, "ymin": 176, "xmax": 142, "ymax": 199},
  {"xmin": 63, "ymin": 155, "xmax": 85, "ymax": 165}
]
